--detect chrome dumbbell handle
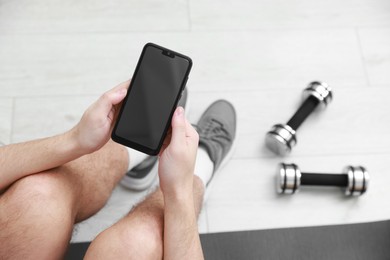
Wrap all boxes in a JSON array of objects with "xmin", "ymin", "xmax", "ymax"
[
  {"xmin": 287, "ymin": 95, "xmax": 320, "ymax": 130},
  {"xmin": 277, "ymin": 163, "xmax": 369, "ymax": 196}
]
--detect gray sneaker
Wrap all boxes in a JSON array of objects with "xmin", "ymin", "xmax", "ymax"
[
  {"xmin": 120, "ymin": 155, "xmax": 159, "ymax": 191},
  {"xmin": 196, "ymin": 100, "xmax": 237, "ymax": 186},
  {"xmin": 120, "ymin": 88, "xmax": 189, "ymax": 190}
]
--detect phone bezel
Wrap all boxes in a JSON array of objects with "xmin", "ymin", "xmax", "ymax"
[{"xmin": 111, "ymin": 43, "xmax": 192, "ymax": 155}]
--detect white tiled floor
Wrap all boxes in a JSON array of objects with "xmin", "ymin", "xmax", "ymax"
[{"xmin": 1, "ymin": 0, "xmax": 390, "ymax": 243}]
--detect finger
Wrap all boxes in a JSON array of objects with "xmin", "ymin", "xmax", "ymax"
[
  {"xmin": 170, "ymin": 107, "xmax": 186, "ymax": 147},
  {"xmin": 103, "ymin": 79, "xmax": 131, "ymax": 108},
  {"xmin": 185, "ymin": 118, "xmax": 199, "ymax": 146},
  {"xmin": 95, "ymin": 83, "xmax": 129, "ymax": 117},
  {"xmin": 184, "ymin": 118, "xmax": 195, "ymax": 136},
  {"xmin": 158, "ymin": 127, "xmax": 172, "ymax": 156},
  {"xmin": 107, "ymin": 107, "xmax": 116, "ymax": 123},
  {"xmin": 163, "ymin": 131, "xmax": 172, "ymax": 146},
  {"xmin": 111, "ymin": 79, "xmax": 131, "ymax": 92},
  {"xmin": 107, "ymin": 81, "xmax": 129, "ymax": 105},
  {"xmin": 105, "ymin": 80, "xmax": 131, "ymax": 106}
]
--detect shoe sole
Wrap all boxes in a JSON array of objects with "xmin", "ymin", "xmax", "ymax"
[{"xmin": 120, "ymin": 165, "xmax": 158, "ymax": 191}]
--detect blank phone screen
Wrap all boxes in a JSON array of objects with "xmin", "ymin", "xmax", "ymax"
[{"xmin": 114, "ymin": 44, "xmax": 191, "ymax": 152}]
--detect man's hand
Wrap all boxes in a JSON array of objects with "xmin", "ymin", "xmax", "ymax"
[
  {"xmin": 0, "ymin": 81, "xmax": 130, "ymax": 191},
  {"xmin": 158, "ymin": 106, "xmax": 199, "ymax": 200},
  {"xmin": 71, "ymin": 80, "xmax": 129, "ymax": 154},
  {"xmin": 158, "ymin": 107, "xmax": 204, "ymax": 260}
]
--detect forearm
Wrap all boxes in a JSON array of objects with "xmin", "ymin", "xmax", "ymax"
[
  {"xmin": 0, "ymin": 82, "xmax": 129, "ymax": 192},
  {"xmin": 163, "ymin": 192, "xmax": 204, "ymax": 260},
  {"xmin": 0, "ymin": 129, "xmax": 84, "ymax": 190}
]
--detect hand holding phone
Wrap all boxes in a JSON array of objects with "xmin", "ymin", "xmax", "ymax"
[
  {"xmin": 158, "ymin": 106, "xmax": 199, "ymax": 197},
  {"xmin": 72, "ymin": 81, "xmax": 129, "ymax": 154},
  {"xmin": 112, "ymin": 43, "xmax": 192, "ymax": 155}
]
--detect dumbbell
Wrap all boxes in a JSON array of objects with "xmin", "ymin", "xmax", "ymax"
[
  {"xmin": 265, "ymin": 81, "xmax": 332, "ymax": 156},
  {"xmin": 276, "ymin": 163, "xmax": 369, "ymax": 196}
]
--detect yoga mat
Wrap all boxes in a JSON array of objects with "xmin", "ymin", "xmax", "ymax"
[{"xmin": 66, "ymin": 220, "xmax": 390, "ymax": 260}]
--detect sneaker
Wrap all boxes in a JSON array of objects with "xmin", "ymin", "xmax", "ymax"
[
  {"xmin": 120, "ymin": 88, "xmax": 189, "ymax": 190},
  {"xmin": 196, "ymin": 100, "xmax": 237, "ymax": 188},
  {"xmin": 120, "ymin": 155, "xmax": 159, "ymax": 191}
]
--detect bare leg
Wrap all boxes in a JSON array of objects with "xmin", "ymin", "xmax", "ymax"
[
  {"xmin": 85, "ymin": 176, "xmax": 205, "ymax": 260},
  {"xmin": 0, "ymin": 140, "xmax": 128, "ymax": 259}
]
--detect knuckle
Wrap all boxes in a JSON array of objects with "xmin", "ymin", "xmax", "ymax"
[
  {"xmin": 100, "ymin": 92, "xmax": 111, "ymax": 103},
  {"xmin": 193, "ymin": 131, "xmax": 199, "ymax": 142}
]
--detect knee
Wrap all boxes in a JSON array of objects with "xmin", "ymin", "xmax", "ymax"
[
  {"xmin": 0, "ymin": 173, "xmax": 75, "ymax": 258},
  {"xmin": 86, "ymin": 221, "xmax": 162, "ymax": 260},
  {"xmin": 1, "ymin": 172, "xmax": 76, "ymax": 221},
  {"xmin": 193, "ymin": 175, "xmax": 205, "ymax": 198},
  {"xmin": 122, "ymin": 222, "xmax": 162, "ymax": 257},
  {"xmin": 194, "ymin": 175, "xmax": 205, "ymax": 191}
]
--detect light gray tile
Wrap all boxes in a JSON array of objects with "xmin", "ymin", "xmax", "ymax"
[
  {"xmin": 12, "ymin": 95, "xmax": 97, "ymax": 143},
  {"xmin": 0, "ymin": 34, "xmax": 138, "ymax": 97},
  {"xmin": 188, "ymin": 86, "xmax": 390, "ymax": 158},
  {"xmin": 187, "ymin": 29, "xmax": 366, "ymax": 91},
  {"xmin": 0, "ymin": 0, "xmax": 189, "ymax": 34},
  {"xmin": 190, "ymin": 0, "xmax": 390, "ymax": 30},
  {"xmin": 206, "ymin": 154, "xmax": 390, "ymax": 233},
  {"xmin": 198, "ymin": 203, "xmax": 209, "ymax": 234},
  {"xmin": 0, "ymin": 98, "xmax": 13, "ymax": 144},
  {"xmin": 359, "ymin": 28, "xmax": 390, "ymax": 85},
  {"xmin": 0, "ymin": 29, "xmax": 366, "ymax": 98}
]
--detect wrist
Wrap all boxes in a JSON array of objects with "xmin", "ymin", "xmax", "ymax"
[
  {"xmin": 163, "ymin": 184, "xmax": 194, "ymax": 207},
  {"xmin": 164, "ymin": 192, "xmax": 196, "ymax": 220},
  {"xmin": 65, "ymin": 128, "xmax": 88, "ymax": 157}
]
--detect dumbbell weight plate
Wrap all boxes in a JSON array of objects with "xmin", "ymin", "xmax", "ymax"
[
  {"xmin": 345, "ymin": 166, "xmax": 369, "ymax": 196},
  {"xmin": 266, "ymin": 124, "xmax": 296, "ymax": 156},
  {"xmin": 276, "ymin": 163, "xmax": 301, "ymax": 194}
]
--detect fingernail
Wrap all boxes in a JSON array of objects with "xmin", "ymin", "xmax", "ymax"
[
  {"xmin": 176, "ymin": 106, "xmax": 184, "ymax": 117},
  {"xmin": 118, "ymin": 88, "xmax": 127, "ymax": 95}
]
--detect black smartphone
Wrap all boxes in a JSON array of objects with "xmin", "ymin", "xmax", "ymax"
[{"xmin": 112, "ymin": 43, "xmax": 192, "ymax": 155}]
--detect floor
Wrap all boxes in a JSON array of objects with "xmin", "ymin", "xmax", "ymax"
[{"xmin": 1, "ymin": 0, "xmax": 390, "ymax": 243}]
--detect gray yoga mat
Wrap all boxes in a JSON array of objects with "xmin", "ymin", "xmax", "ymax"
[{"xmin": 66, "ymin": 220, "xmax": 390, "ymax": 260}]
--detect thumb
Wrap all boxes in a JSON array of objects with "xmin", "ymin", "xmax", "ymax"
[
  {"xmin": 111, "ymin": 87, "xmax": 127, "ymax": 105},
  {"xmin": 171, "ymin": 106, "xmax": 186, "ymax": 146},
  {"xmin": 96, "ymin": 87, "xmax": 127, "ymax": 115},
  {"xmin": 107, "ymin": 87, "xmax": 127, "ymax": 106}
]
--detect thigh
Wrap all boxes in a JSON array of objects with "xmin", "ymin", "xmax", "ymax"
[
  {"xmin": 84, "ymin": 189, "xmax": 165, "ymax": 260},
  {"xmin": 0, "ymin": 171, "xmax": 76, "ymax": 259},
  {"xmin": 0, "ymin": 141, "xmax": 128, "ymax": 259},
  {"xmin": 60, "ymin": 140, "xmax": 129, "ymax": 221}
]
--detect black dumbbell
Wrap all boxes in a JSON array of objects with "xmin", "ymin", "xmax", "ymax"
[
  {"xmin": 266, "ymin": 81, "xmax": 332, "ymax": 156},
  {"xmin": 276, "ymin": 163, "xmax": 369, "ymax": 196}
]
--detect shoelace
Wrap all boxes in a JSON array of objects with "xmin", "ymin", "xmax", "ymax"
[{"xmin": 199, "ymin": 118, "xmax": 232, "ymax": 146}]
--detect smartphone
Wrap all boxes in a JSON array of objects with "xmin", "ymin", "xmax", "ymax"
[{"xmin": 112, "ymin": 43, "xmax": 192, "ymax": 155}]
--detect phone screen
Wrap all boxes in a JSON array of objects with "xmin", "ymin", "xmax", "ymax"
[{"xmin": 112, "ymin": 43, "xmax": 192, "ymax": 155}]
